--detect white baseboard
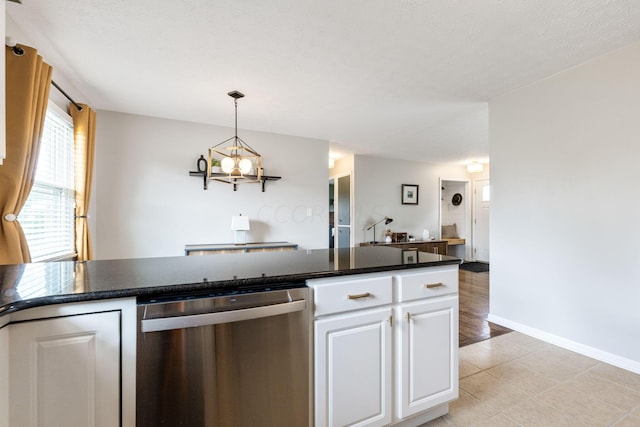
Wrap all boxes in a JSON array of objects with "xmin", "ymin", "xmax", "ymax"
[{"xmin": 487, "ymin": 314, "xmax": 640, "ymax": 375}]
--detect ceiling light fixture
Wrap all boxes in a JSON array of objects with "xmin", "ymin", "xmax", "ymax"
[
  {"xmin": 467, "ymin": 162, "xmax": 483, "ymax": 173},
  {"xmin": 208, "ymin": 91, "xmax": 262, "ymax": 189}
]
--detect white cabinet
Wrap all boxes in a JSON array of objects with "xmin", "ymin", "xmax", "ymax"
[
  {"xmin": 2, "ymin": 298, "xmax": 136, "ymax": 427},
  {"xmin": 395, "ymin": 296, "xmax": 458, "ymax": 419},
  {"xmin": 312, "ymin": 274, "xmax": 393, "ymax": 427},
  {"xmin": 309, "ymin": 266, "xmax": 459, "ymax": 427},
  {"xmin": 315, "ymin": 307, "xmax": 393, "ymax": 427},
  {"xmin": 10, "ymin": 311, "xmax": 120, "ymax": 427}
]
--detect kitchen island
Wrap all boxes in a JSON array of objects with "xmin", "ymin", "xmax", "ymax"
[{"xmin": 0, "ymin": 246, "xmax": 461, "ymax": 427}]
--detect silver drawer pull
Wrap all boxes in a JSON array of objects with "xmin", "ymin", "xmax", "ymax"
[
  {"xmin": 347, "ymin": 292, "xmax": 372, "ymax": 300},
  {"xmin": 425, "ymin": 282, "xmax": 444, "ymax": 289}
]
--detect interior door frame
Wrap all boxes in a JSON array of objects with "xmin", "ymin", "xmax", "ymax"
[
  {"xmin": 438, "ymin": 177, "xmax": 472, "ymax": 260},
  {"xmin": 330, "ymin": 171, "xmax": 354, "ymax": 249}
]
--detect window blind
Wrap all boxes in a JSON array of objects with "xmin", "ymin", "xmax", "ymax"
[{"xmin": 20, "ymin": 102, "xmax": 76, "ymax": 262}]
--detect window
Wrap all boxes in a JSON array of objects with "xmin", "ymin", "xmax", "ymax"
[
  {"xmin": 19, "ymin": 102, "xmax": 76, "ymax": 261},
  {"xmin": 482, "ymin": 185, "xmax": 490, "ymax": 202}
]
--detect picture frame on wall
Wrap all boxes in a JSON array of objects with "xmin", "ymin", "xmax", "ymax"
[{"xmin": 401, "ymin": 184, "xmax": 419, "ymax": 205}]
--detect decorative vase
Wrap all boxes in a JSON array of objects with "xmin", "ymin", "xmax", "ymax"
[
  {"xmin": 197, "ymin": 155, "xmax": 207, "ymax": 172},
  {"xmin": 385, "ymin": 235, "xmax": 392, "ymax": 244},
  {"xmin": 422, "ymin": 229, "xmax": 429, "ymax": 241},
  {"xmin": 211, "ymin": 166, "xmax": 222, "ymax": 174}
]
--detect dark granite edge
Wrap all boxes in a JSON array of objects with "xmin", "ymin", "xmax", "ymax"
[{"xmin": 0, "ymin": 259, "xmax": 461, "ymax": 316}]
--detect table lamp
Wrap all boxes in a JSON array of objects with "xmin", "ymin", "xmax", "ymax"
[{"xmin": 366, "ymin": 216, "xmax": 393, "ymax": 243}]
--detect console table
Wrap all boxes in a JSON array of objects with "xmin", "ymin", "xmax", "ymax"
[
  {"xmin": 359, "ymin": 240, "xmax": 449, "ymax": 255},
  {"xmin": 185, "ymin": 241, "xmax": 298, "ymax": 255}
]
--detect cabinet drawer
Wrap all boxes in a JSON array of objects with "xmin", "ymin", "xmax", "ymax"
[
  {"xmin": 312, "ymin": 276, "xmax": 393, "ymax": 317},
  {"xmin": 395, "ymin": 267, "xmax": 458, "ymax": 302}
]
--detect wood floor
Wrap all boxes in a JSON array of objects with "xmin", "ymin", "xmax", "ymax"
[{"xmin": 458, "ymin": 269, "xmax": 511, "ymax": 347}]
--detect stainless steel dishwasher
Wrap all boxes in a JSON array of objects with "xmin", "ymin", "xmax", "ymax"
[{"xmin": 136, "ymin": 284, "xmax": 310, "ymax": 426}]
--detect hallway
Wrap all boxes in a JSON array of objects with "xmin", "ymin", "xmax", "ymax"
[{"xmin": 458, "ymin": 269, "xmax": 510, "ymax": 347}]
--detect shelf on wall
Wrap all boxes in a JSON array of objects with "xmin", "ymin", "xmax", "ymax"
[{"xmin": 189, "ymin": 171, "xmax": 282, "ymax": 192}]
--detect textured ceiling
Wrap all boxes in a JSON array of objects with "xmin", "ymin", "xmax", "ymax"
[{"xmin": 7, "ymin": 0, "xmax": 640, "ymax": 165}]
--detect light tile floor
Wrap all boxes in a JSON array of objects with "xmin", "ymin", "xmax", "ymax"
[{"xmin": 423, "ymin": 332, "xmax": 640, "ymax": 427}]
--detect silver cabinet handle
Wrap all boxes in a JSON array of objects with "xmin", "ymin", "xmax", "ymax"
[
  {"xmin": 347, "ymin": 292, "xmax": 372, "ymax": 300},
  {"xmin": 141, "ymin": 299, "xmax": 306, "ymax": 333},
  {"xmin": 425, "ymin": 282, "xmax": 444, "ymax": 289}
]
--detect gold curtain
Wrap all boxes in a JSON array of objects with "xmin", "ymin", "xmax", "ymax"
[
  {"xmin": 70, "ymin": 103, "xmax": 96, "ymax": 261},
  {"xmin": 0, "ymin": 45, "xmax": 52, "ymax": 265}
]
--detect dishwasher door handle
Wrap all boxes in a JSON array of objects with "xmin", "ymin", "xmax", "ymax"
[{"xmin": 141, "ymin": 299, "xmax": 307, "ymax": 333}]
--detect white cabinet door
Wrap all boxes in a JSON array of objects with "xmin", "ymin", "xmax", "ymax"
[
  {"xmin": 315, "ymin": 307, "xmax": 392, "ymax": 427},
  {"xmin": 10, "ymin": 311, "xmax": 121, "ymax": 427},
  {"xmin": 0, "ymin": 326, "xmax": 8, "ymax": 427},
  {"xmin": 395, "ymin": 295, "xmax": 458, "ymax": 419}
]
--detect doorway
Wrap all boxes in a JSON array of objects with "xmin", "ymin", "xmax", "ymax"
[
  {"xmin": 439, "ymin": 179, "xmax": 471, "ymax": 260},
  {"xmin": 329, "ymin": 173, "xmax": 352, "ymax": 249}
]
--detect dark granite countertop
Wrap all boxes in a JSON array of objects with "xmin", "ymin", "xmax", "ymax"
[{"xmin": 0, "ymin": 246, "xmax": 461, "ymax": 315}]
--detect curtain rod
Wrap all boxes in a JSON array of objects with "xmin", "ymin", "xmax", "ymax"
[
  {"xmin": 6, "ymin": 42, "xmax": 84, "ymax": 112},
  {"xmin": 51, "ymin": 80, "xmax": 83, "ymax": 112}
]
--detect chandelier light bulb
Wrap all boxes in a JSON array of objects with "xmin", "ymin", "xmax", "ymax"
[
  {"xmin": 221, "ymin": 157, "xmax": 235, "ymax": 173},
  {"xmin": 239, "ymin": 158, "xmax": 252, "ymax": 174}
]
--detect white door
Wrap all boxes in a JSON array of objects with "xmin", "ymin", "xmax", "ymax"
[
  {"xmin": 315, "ymin": 307, "xmax": 392, "ymax": 427},
  {"xmin": 395, "ymin": 296, "xmax": 458, "ymax": 419},
  {"xmin": 473, "ymin": 179, "xmax": 490, "ymax": 262},
  {"xmin": 10, "ymin": 311, "xmax": 121, "ymax": 427}
]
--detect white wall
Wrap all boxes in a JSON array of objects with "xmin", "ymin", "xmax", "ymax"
[
  {"xmin": 94, "ymin": 111, "xmax": 328, "ymax": 259},
  {"xmin": 353, "ymin": 155, "xmax": 468, "ymax": 244},
  {"xmin": 5, "ymin": 15, "xmax": 90, "ymax": 113},
  {"xmin": 490, "ymin": 41, "xmax": 640, "ymax": 369},
  {"xmin": 330, "ymin": 154, "xmax": 354, "ymax": 178}
]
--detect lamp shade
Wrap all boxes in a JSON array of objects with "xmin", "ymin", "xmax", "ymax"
[{"xmin": 231, "ymin": 215, "xmax": 250, "ymax": 231}]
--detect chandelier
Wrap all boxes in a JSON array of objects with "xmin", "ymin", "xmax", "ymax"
[{"xmin": 208, "ymin": 91, "xmax": 262, "ymax": 188}]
